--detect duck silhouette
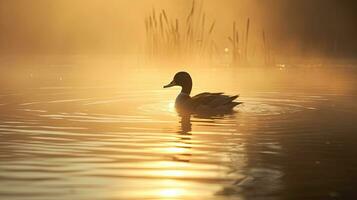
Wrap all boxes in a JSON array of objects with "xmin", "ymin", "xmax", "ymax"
[{"xmin": 164, "ymin": 71, "xmax": 241, "ymax": 115}]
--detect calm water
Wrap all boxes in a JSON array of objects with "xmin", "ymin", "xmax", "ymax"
[{"xmin": 1, "ymin": 63, "xmax": 357, "ymax": 199}]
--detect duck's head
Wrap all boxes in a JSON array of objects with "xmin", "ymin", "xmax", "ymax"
[{"xmin": 163, "ymin": 71, "xmax": 192, "ymax": 95}]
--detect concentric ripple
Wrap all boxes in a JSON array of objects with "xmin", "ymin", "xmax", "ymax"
[{"xmin": 1, "ymin": 69, "xmax": 357, "ymax": 200}]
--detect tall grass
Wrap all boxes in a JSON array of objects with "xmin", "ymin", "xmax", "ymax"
[
  {"xmin": 145, "ymin": 0, "xmax": 274, "ymax": 66},
  {"xmin": 228, "ymin": 18, "xmax": 251, "ymax": 64},
  {"xmin": 244, "ymin": 18, "xmax": 250, "ymax": 60},
  {"xmin": 145, "ymin": 0, "xmax": 217, "ymax": 61},
  {"xmin": 228, "ymin": 21, "xmax": 240, "ymax": 63},
  {"xmin": 262, "ymin": 29, "xmax": 274, "ymax": 65}
]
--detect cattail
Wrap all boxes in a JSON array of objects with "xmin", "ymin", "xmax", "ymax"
[
  {"xmin": 162, "ymin": 9, "xmax": 169, "ymax": 27},
  {"xmin": 190, "ymin": 0, "xmax": 195, "ymax": 18},
  {"xmin": 201, "ymin": 13, "xmax": 205, "ymax": 42},
  {"xmin": 262, "ymin": 30, "xmax": 266, "ymax": 64},
  {"xmin": 175, "ymin": 18, "xmax": 179, "ymax": 33},
  {"xmin": 233, "ymin": 21, "xmax": 236, "ymax": 47},
  {"xmin": 208, "ymin": 21, "xmax": 215, "ymax": 35},
  {"xmin": 236, "ymin": 31, "xmax": 239, "ymax": 46},
  {"xmin": 186, "ymin": 0, "xmax": 195, "ymax": 24},
  {"xmin": 245, "ymin": 18, "xmax": 250, "ymax": 60},
  {"xmin": 149, "ymin": 16, "xmax": 153, "ymax": 34},
  {"xmin": 159, "ymin": 13, "xmax": 164, "ymax": 36},
  {"xmin": 152, "ymin": 8, "xmax": 157, "ymax": 28},
  {"xmin": 236, "ymin": 31, "xmax": 240, "ymax": 59}
]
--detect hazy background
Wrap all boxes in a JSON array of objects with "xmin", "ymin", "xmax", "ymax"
[{"xmin": 0, "ymin": 0, "xmax": 356, "ymax": 58}]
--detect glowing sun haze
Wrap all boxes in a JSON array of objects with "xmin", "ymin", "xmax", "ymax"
[{"xmin": 0, "ymin": 0, "xmax": 356, "ymax": 57}]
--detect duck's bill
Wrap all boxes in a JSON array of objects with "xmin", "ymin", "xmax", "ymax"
[{"xmin": 163, "ymin": 81, "xmax": 176, "ymax": 88}]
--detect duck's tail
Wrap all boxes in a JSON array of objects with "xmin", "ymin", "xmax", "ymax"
[
  {"xmin": 229, "ymin": 95, "xmax": 239, "ymax": 101},
  {"xmin": 226, "ymin": 101, "xmax": 242, "ymax": 109},
  {"xmin": 219, "ymin": 95, "xmax": 242, "ymax": 111}
]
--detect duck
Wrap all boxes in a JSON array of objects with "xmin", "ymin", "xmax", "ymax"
[{"xmin": 163, "ymin": 71, "xmax": 241, "ymax": 115}]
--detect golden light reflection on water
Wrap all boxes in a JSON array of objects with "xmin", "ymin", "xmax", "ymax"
[
  {"xmin": 165, "ymin": 146, "xmax": 189, "ymax": 154},
  {"xmin": 128, "ymin": 179, "xmax": 219, "ymax": 200},
  {"xmin": 168, "ymin": 102, "xmax": 176, "ymax": 113},
  {"xmin": 158, "ymin": 188, "xmax": 186, "ymax": 199},
  {"xmin": 1, "ymin": 65, "xmax": 357, "ymax": 200},
  {"xmin": 122, "ymin": 179, "xmax": 206, "ymax": 200}
]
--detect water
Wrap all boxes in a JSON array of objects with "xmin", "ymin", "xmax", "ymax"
[{"xmin": 1, "ymin": 63, "xmax": 357, "ymax": 199}]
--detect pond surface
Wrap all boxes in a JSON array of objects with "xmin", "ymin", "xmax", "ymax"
[{"xmin": 1, "ymin": 63, "xmax": 357, "ymax": 199}]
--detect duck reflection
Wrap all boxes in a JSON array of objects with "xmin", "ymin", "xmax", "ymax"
[
  {"xmin": 172, "ymin": 114, "xmax": 193, "ymax": 162},
  {"xmin": 179, "ymin": 114, "xmax": 192, "ymax": 134}
]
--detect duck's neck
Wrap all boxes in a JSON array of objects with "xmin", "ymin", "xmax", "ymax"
[{"xmin": 181, "ymin": 82, "xmax": 192, "ymax": 95}]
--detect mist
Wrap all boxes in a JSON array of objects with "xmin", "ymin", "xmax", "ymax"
[{"xmin": 0, "ymin": 0, "xmax": 356, "ymax": 59}]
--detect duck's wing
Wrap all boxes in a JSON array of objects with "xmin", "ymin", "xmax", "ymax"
[
  {"xmin": 191, "ymin": 92, "xmax": 241, "ymax": 111},
  {"xmin": 191, "ymin": 92, "xmax": 223, "ymax": 107}
]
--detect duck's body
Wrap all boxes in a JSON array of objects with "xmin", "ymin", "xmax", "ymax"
[{"xmin": 164, "ymin": 72, "xmax": 241, "ymax": 115}]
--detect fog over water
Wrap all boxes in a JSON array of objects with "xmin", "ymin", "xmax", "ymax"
[{"xmin": 0, "ymin": 0, "xmax": 356, "ymax": 58}]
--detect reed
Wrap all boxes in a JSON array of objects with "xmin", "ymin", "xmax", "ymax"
[
  {"xmin": 262, "ymin": 30, "xmax": 267, "ymax": 64},
  {"xmin": 228, "ymin": 18, "xmax": 253, "ymax": 64},
  {"xmin": 145, "ymin": 1, "xmax": 273, "ymax": 66},
  {"xmin": 262, "ymin": 29, "xmax": 275, "ymax": 66},
  {"xmin": 244, "ymin": 18, "xmax": 250, "ymax": 60},
  {"xmin": 228, "ymin": 21, "xmax": 240, "ymax": 63},
  {"xmin": 144, "ymin": 0, "xmax": 216, "ymax": 61}
]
